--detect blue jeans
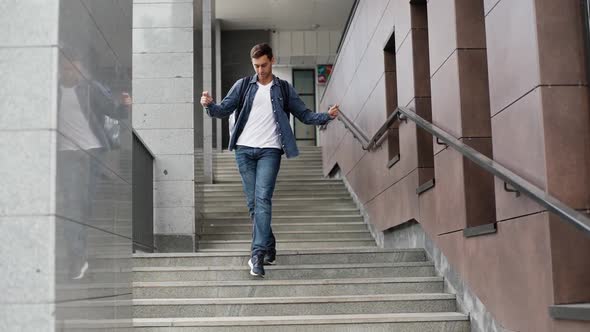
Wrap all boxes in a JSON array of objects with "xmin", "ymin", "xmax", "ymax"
[{"xmin": 235, "ymin": 146, "xmax": 282, "ymax": 257}]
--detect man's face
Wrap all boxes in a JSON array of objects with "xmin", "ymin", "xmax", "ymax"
[{"xmin": 252, "ymin": 55, "xmax": 274, "ymax": 80}]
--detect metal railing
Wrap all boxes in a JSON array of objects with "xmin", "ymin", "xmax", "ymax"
[
  {"xmin": 324, "ymin": 107, "xmax": 590, "ymax": 237},
  {"xmin": 333, "ymin": 109, "xmax": 401, "ymax": 151}
]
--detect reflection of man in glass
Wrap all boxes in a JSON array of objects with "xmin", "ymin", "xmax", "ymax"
[{"xmin": 57, "ymin": 53, "xmax": 128, "ymax": 280}]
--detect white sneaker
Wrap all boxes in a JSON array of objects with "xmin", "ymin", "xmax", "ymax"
[{"xmin": 72, "ymin": 261, "xmax": 88, "ymax": 280}]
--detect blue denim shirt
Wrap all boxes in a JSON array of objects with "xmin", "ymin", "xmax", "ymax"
[{"xmin": 206, "ymin": 74, "xmax": 332, "ymax": 158}]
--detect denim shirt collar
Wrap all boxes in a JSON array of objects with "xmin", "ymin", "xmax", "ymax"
[{"xmin": 248, "ymin": 74, "xmax": 281, "ymax": 86}]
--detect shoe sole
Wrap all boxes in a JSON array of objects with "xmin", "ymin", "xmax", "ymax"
[
  {"xmin": 72, "ymin": 261, "xmax": 89, "ymax": 280},
  {"xmin": 248, "ymin": 259, "xmax": 264, "ymax": 278},
  {"xmin": 264, "ymin": 260, "xmax": 276, "ymax": 265}
]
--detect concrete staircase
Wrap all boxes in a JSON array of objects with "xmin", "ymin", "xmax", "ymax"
[{"xmin": 132, "ymin": 147, "xmax": 469, "ymax": 331}]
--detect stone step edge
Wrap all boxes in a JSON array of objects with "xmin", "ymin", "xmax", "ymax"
[
  {"xmin": 201, "ymin": 182, "xmax": 341, "ymax": 186},
  {"xmin": 200, "ymin": 230, "xmax": 371, "ymax": 235},
  {"xmin": 132, "ymin": 293, "xmax": 456, "ymax": 305},
  {"xmin": 132, "ymin": 262, "xmax": 434, "ymax": 272},
  {"xmin": 201, "ymin": 208, "xmax": 357, "ymax": 211},
  {"xmin": 200, "ymin": 222, "xmax": 366, "ymax": 227},
  {"xmin": 133, "ymin": 248, "xmax": 423, "ymax": 258},
  {"xmin": 203, "ymin": 215, "xmax": 362, "ymax": 219},
  {"xmin": 202, "ymin": 197, "xmax": 353, "ymax": 201},
  {"xmin": 133, "ymin": 276, "xmax": 443, "ymax": 288},
  {"xmin": 199, "ymin": 239, "xmax": 374, "ymax": 244},
  {"xmin": 192, "ymin": 247, "xmax": 405, "ymax": 253},
  {"xmin": 133, "ymin": 312, "xmax": 469, "ymax": 327}
]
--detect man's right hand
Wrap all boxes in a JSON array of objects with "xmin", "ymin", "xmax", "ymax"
[{"xmin": 200, "ymin": 91, "xmax": 213, "ymax": 108}]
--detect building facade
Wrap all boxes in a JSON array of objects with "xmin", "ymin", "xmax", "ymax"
[
  {"xmin": 2, "ymin": 0, "xmax": 589, "ymax": 330},
  {"xmin": 319, "ymin": 0, "xmax": 590, "ymax": 331}
]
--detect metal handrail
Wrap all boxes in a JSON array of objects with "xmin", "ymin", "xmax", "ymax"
[
  {"xmin": 335, "ymin": 110, "xmax": 370, "ymax": 149},
  {"xmin": 324, "ymin": 109, "xmax": 400, "ymax": 151},
  {"xmin": 396, "ymin": 106, "xmax": 589, "ymax": 236},
  {"xmin": 323, "ymin": 106, "xmax": 590, "ymax": 236}
]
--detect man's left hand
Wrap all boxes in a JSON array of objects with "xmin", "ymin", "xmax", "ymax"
[
  {"xmin": 121, "ymin": 92, "xmax": 132, "ymax": 107},
  {"xmin": 328, "ymin": 104, "xmax": 340, "ymax": 119}
]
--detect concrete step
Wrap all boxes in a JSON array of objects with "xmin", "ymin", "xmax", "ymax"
[
  {"xmin": 213, "ymin": 164, "xmax": 323, "ymax": 170},
  {"xmin": 213, "ymin": 167, "xmax": 324, "ymax": 172},
  {"xmin": 201, "ymin": 206, "xmax": 357, "ymax": 214},
  {"xmin": 203, "ymin": 210, "xmax": 360, "ymax": 218},
  {"xmin": 215, "ymin": 155, "xmax": 323, "ymax": 159},
  {"xmin": 57, "ymin": 318, "xmax": 132, "ymax": 331},
  {"xmin": 56, "ymin": 283, "xmax": 130, "ymax": 302},
  {"xmin": 132, "ymin": 276, "xmax": 443, "ymax": 299},
  {"xmin": 213, "ymin": 169, "xmax": 323, "ymax": 174},
  {"xmin": 213, "ymin": 178, "xmax": 328, "ymax": 183},
  {"xmin": 51, "ymin": 298, "xmax": 132, "ymax": 321},
  {"xmin": 213, "ymin": 161, "xmax": 323, "ymax": 166},
  {"xmin": 214, "ymin": 165, "xmax": 323, "ymax": 170},
  {"xmin": 198, "ymin": 184, "xmax": 345, "ymax": 189},
  {"xmin": 202, "ymin": 179, "xmax": 339, "ymax": 185},
  {"xmin": 199, "ymin": 231, "xmax": 373, "ymax": 241},
  {"xmin": 213, "ymin": 176, "xmax": 326, "ymax": 180},
  {"xmin": 133, "ymin": 262, "xmax": 436, "ymax": 282},
  {"xmin": 201, "ymin": 186, "xmax": 347, "ymax": 191},
  {"xmin": 214, "ymin": 167, "xmax": 323, "ymax": 172},
  {"xmin": 214, "ymin": 168, "xmax": 324, "ymax": 173},
  {"xmin": 198, "ymin": 191, "xmax": 351, "ymax": 199},
  {"xmin": 213, "ymin": 175, "xmax": 325, "ymax": 180},
  {"xmin": 200, "ymin": 196, "xmax": 353, "ymax": 203},
  {"xmin": 204, "ymin": 182, "xmax": 344, "ymax": 187},
  {"xmin": 132, "ymin": 313, "xmax": 469, "ymax": 331},
  {"xmin": 200, "ymin": 182, "xmax": 344, "ymax": 189},
  {"xmin": 216, "ymin": 150, "xmax": 321, "ymax": 156},
  {"xmin": 202, "ymin": 200, "xmax": 356, "ymax": 208},
  {"xmin": 201, "ymin": 205, "xmax": 357, "ymax": 213},
  {"xmin": 214, "ymin": 155, "xmax": 322, "ymax": 160},
  {"xmin": 201, "ymin": 215, "xmax": 364, "ymax": 224},
  {"xmin": 215, "ymin": 152, "xmax": 322, "ymax": 156},
  {"xmin": 200, "ymin": 222, "xmax": 368, "ymax": 233},
  {"xmin": 202, "ymin": 197, "xmax": 352, "ymax": 204},
  {"xmin": 199, "ymin": 187, "xmax": 348, "ymax": 194},
  {"xmin": 198, "ymin": 238, "xmax": 376, "ymax": 250},
  {"xmin": 213, "ymin": 179, "xmax": 322, "ymax": 184},
  {"xmin": 132, "ymin": 293, "xmax": 457, "ymax": 318},
  {"xmin": 132, "ymin": 249, "xmax": 427, "ymax": 267}
]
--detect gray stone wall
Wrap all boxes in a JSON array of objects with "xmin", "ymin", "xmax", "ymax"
[
  {"xmin": 1, "ymin": 0, "xmax": 133, "ymax": 330},
  {"xmin": 133, "ymin": 0, "xmax": 196, "ymax": 252}
]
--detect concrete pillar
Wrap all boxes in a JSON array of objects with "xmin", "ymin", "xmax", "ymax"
[
  {"xmin": 133, "ymin": 0, "xmax": 196, "ymax": 251},
  {"xmin": 0, "ymin": 3, "xmax": 60, "ymax": 329},
  {"xmin": 1, "ymin": 0, "xmax": 133, "ymax": 329}
]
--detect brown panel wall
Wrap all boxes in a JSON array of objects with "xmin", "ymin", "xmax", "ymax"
[
  {"xmin": 320, "ymin": 0, "xmax": 590, "ymax": 331},
  {"xmin": 487, "ymin": 0, "xmax": 590, "ymax": 320},
  {"xmin": 429, "ymin": 0, "xmax": 495, "ymax": 231}
]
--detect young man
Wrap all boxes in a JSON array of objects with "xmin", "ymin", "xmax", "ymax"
[{"xmin": 200, "ymin": 43, "xmax": 339, "ymax": 277}]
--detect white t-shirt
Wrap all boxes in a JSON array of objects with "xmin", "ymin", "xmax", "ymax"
[
  {"xmin": 58, "ymin": 86, "xmax": 103, "ymax": 151},
  {"xmin": 236, "ymin": 82, "xmax": 281, "ymax": 149}
]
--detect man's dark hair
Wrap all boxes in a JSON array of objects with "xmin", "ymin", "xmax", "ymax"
[{"xmin": 250, "ymin": 43, "xmax": 273, "ymax": 59}]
